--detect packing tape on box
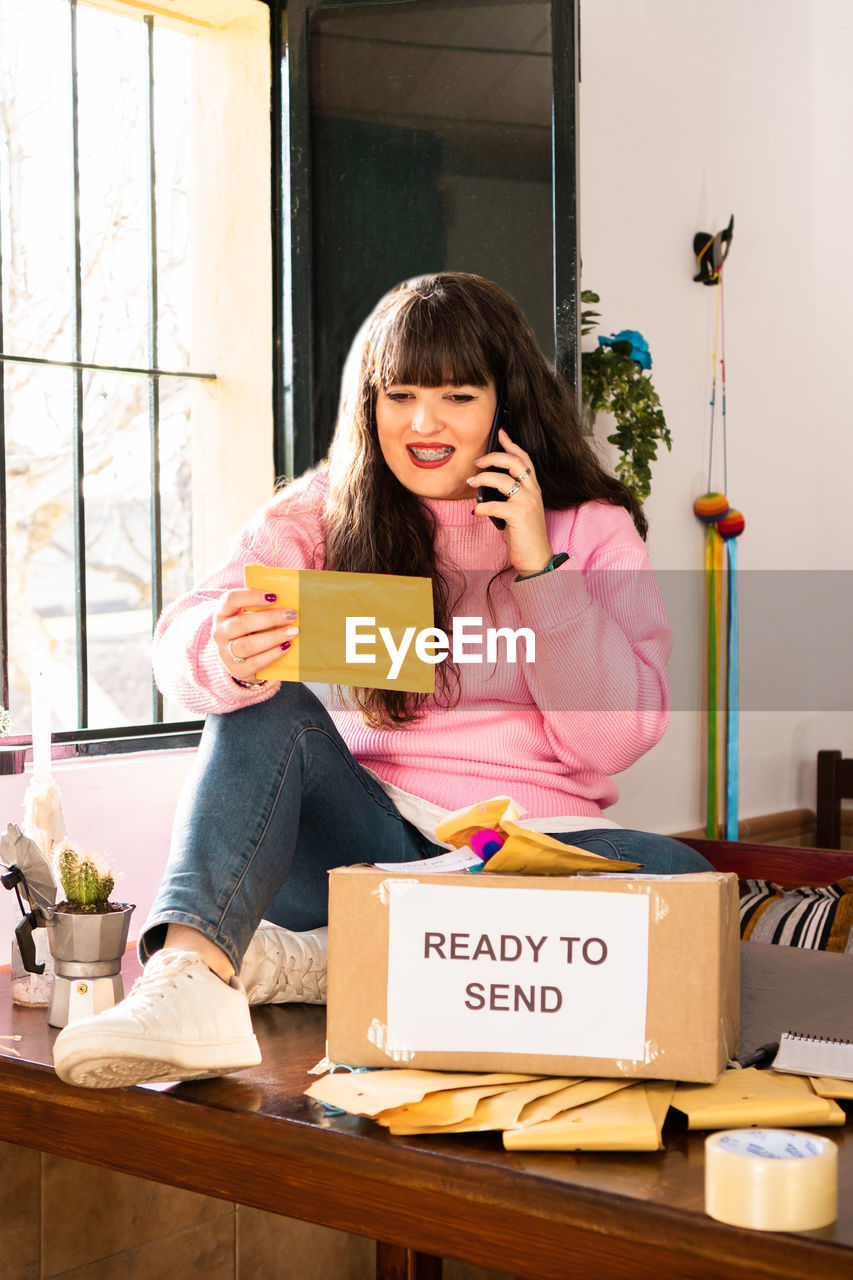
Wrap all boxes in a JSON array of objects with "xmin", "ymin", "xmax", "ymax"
[
  {"xmin": 368, "ymin": 1017, "xmax": 416, "ymax": 1063},
  {"xmin": 705, "ymin": 1129, "xmax": 838, "ymax": 1231}
]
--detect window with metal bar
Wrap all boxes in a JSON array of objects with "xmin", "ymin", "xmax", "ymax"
[{"xmin": 0, "ymin": 0, "xmax": 275, "ymax": 757}]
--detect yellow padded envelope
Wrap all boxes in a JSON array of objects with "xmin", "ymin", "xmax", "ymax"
[
  {"xmin": 503, "ymin": 1082, "xmax": 674, "ymax": 1151},
  {"xmin": 244, "ymin": 565, "xmax": 435, "ymax": 692},
  {"xmin": 434, "ymin": 797, "xmax": 641, "ymax": 874},
  {"xmin": 673, "ymin": 1067, "xmax": 846, "ymax": 1129},
  {"xmin": 375, "ymin": 1082, "xmax": 525, "ymax": 1130},
  {"xmin": 810, "ymin": 1076, "xmax": 853, "ymax": 1100},
  {"xmin": 304, "ymin": 1069, "xmax": 536, "ymax": 1117},
  {"xmin": 380, "ymin": 1077, "xmax": 578, "ymax": 1135},
  {"xmin": 514, "ymin": 1078, "xmax": 635, "ymax": 1128}
]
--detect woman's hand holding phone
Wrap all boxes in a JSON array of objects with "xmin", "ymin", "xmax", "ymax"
[
  {"xmin": 469, "ymin": 427, "xmax": 554, "ymax": 576},
  {"xmin": 213, "ymin": 589, "xmax": 299, "ymax": 683}
]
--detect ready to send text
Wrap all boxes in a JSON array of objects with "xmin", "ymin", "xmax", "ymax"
[{"xmin": 424, "ymin": 930, "xmax": 609, "ymax": 1015}]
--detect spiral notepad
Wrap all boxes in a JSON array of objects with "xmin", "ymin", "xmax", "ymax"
[{"xmin": 773, "ymin": 1031, "xmax": 853, "ymax": 1082}]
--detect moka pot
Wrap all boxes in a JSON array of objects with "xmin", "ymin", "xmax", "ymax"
[
  {"xmin": 1, "ymin": 824, "xmax": 134, "ymax": 1029},
  {"xmin": 47, "ymin": 904, "xmax": 135, "ymax": 1028}
]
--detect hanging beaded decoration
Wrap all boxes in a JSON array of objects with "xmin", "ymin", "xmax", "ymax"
[{"xmin": 693, "ymin": 218, "xmax": 745, "ymax": 839}]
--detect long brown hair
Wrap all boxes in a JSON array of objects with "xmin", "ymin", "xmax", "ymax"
[{"xmin": 321, "ymin": 272, "xmax": 646, "ymax": 728}]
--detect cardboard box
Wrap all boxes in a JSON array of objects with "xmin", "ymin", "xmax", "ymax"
[{"xmin": 327, "ymin": 868, "xmax": 740, "ymax": 1084}]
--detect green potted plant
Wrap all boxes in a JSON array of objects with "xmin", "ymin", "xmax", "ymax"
[
  {"xmin": 581, "ymin": 291, "xmax": 672, "ymax": 503},
  {"xmin": 47, "ymin": 842, "xmax": 134, "ymax": 1029}
]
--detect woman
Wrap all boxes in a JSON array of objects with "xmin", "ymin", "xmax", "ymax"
[{"xmin": 53, "ymin": 273, "xmax": 710, "ymax": 1089}]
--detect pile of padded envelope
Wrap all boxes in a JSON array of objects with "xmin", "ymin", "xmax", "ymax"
[{"xmin": 305, "ymin": 1067, "xmax": 851, "ymax": 1151}]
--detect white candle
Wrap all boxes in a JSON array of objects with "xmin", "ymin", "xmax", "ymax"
[{"xmin": 31, "ymin": 668, "xmax": 52, "ymax": 781}]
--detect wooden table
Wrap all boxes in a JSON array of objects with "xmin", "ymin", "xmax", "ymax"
[{"xmin": 1, "ymin": 941, "xmax": 852, "ymax": 1280}]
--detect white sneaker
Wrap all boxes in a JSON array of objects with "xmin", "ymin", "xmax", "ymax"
[
  {"xmin": 239, "ymin": 921, "xmax": 328, "ymax": 1006},
  {"xmin": 52, "ymin": 949, "xmax": 262, "ymax": 1089}
]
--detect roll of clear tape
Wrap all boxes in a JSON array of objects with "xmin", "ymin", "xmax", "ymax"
[{"xmin": 705, "ymin": 1129, "xmax": 838, "ymax": 1231}]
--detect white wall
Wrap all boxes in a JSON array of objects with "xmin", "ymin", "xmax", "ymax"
[{"xmin": 580, "ymin": 0, "xmax": 853, "ymax": 832}]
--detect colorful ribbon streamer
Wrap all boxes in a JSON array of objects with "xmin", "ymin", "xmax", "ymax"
[
  {"xmin": 705, "ymin": 527, "xmax": 719, "ymax": 838},
  {"xmin": 698, "ymin": 511, "xmax": 744, "ymax": 839},
  {"xmin": 724, "ymin": 537, "xmax": 740, "ymax": 840}
]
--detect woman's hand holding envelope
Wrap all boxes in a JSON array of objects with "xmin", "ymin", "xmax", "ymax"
[{"xmin": 213, "ymin": 588, "xmax": 299, "ymax": 684}]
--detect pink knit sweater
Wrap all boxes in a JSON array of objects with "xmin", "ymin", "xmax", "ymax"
[{"xmin": 153, "ymin": 470, "xmax": 672, "ymax": 819}]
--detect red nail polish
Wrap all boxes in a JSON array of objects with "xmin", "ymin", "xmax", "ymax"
[
  {"xmin": 265, "ymin": 593, "xmax": 277, "ymax": 602},
  {"xmin": 281, "ymin": 641, "xmax": 291, "ymax": 651}
]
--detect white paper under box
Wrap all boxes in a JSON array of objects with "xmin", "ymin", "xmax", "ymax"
[{"xmin": 326, "ymin": 868, "xmax": 740, "ymax": 1084}]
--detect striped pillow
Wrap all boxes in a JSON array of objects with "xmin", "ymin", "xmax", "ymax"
[{"xmin": 739, "ymin": 878, "xmax": 853, "ymax": 952}]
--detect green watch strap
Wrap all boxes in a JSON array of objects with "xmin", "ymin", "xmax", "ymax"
[{"xmin": 514, "ymin": 551, "xmax": 570, "ymax": 582}]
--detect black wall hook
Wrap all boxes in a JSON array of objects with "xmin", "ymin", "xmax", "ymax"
[{"xmin": 693, "ymin": 215, "xmax": 734, "ymax": 285}]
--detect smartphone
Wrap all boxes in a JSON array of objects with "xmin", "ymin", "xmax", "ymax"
[{"xmin": 476, "ymin": 391, "xmax": 511, "ymax": 531}]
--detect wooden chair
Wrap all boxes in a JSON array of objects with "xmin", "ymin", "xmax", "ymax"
[{"xmin": 816, "ymin": 749, "xmax": 853, "ymax": 849}]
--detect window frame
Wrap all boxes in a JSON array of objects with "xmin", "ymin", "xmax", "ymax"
[{"xmin": 0, "ymin": 0, "xmax": 282, "ymax": 768}]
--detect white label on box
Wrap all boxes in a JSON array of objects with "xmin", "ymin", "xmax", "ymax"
[
  {"xmin": 374, "ymin": 847, "xmax": 481, "ymax": 874},
  {"xmin": 385, "ymin": 883, "xmax": 650, "ymax": 1059}
]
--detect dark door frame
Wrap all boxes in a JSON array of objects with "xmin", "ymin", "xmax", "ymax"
[{"xmin": 267, "ymin": 0, "xmax": 579, "ymax": 479}]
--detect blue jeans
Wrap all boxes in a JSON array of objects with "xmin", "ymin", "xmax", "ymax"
[{"xmin": 140, "ymin": 683, "xmax": 712, "ymax": 970}]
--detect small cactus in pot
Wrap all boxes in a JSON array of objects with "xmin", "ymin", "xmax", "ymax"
[{"xmin": 56, "ymin": 844, "xmax": 116, "ymax": 913}]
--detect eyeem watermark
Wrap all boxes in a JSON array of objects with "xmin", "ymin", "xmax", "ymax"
[{"xmin": 346, "ymin": 616, "xmax": 536, "ymax": 680}]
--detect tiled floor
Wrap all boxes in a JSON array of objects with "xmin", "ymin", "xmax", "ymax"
[
  {"xmin": 40, "ymin": 1154, "xmax": 233, "ymax": 1275},
  {"xmin": 0, "ymin": 1140, "xmax": 517, "ymax": 1280},
  {"xmin": 46, "ymin": 1218, "xmax": 237, "ymax": 1280},
  {"xmin": 2, "ymin": 1140, "xmax": 39, "ymax": 1280}
]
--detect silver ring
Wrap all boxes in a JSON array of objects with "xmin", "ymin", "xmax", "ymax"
[
  {"xmin": 506, "ymin": 481, "xmax": 522, "ymax": 498},
  {"xmin": 227, "ymin": 640, "xmax": 247, "ymax": 665},
  {"xmin": 517, "ymin": 467, "xmax": 532, "ymax": 482}
]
